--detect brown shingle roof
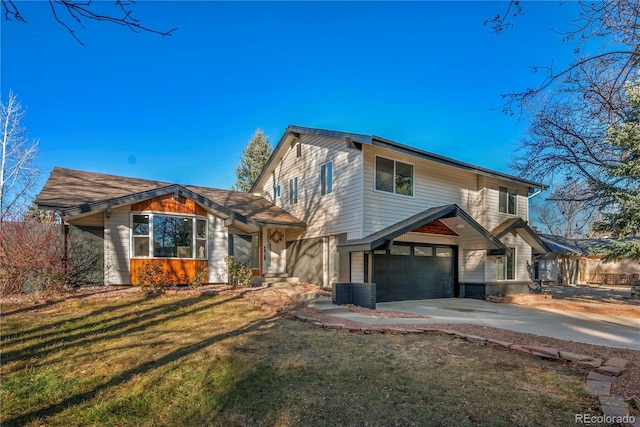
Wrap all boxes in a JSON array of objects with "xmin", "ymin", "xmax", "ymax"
[{"xmin": 36, "ymin": 167, "xmax": 305, "ymax": 227}]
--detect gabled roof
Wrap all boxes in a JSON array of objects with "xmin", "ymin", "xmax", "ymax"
[
  {"xmin": 337, "ymin": 204, "xmax": 508, "ymax": 255},
  {"xmin": 251, "ymin": 125, "xmax": 548, "ymax": 193},
  {"xmin": 35, "ymin": 167, "xmax": 306, "ymax": 228},
  {"xmin": 492, "ymin": 217, "xmax": 550, "ymax": 255}
]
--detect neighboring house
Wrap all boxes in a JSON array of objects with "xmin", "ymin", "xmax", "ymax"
[
  {"xmin": 250, "ymin": 125, "xmax": 548, "ymax": 300},
  {"xmin": 35, "ymin": 168, "xmax": 305, "ymax": 285},
  {"xmin": 537, "ymin": 234, "xmax": 640, "ymax": 286},
  {"xmin": 36, "ymin": 125, "xmax": 549, "ymax": 300}
]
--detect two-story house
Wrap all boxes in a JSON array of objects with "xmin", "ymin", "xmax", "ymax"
[
  {"xmin": 35, "ymin": 125, "xmax": 548, "ymax": 300},
  {"xmin": 251, "ymin": 126, "xmax": 549, "ymax": 300}
]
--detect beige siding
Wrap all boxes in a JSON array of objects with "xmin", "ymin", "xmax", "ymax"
[
  {"xmin": 486, "ymin": 234, "xmax": 532, "ymax": 282},
  {"xmin": 478, "ymin": 177, "xmax": 530, "ymax": 230},
  {"xmin": 208, "ymin": 214, "xmax": 228, "ymax": 283},
  {"xmin": 362, "ymin": 145, "xmax": 479, "ymax": 236},
  {"xmin": 260, "ymin": 134, "xmax": 363, "ymax": 239},
  {"xmin": 460, "ymin": 249, "xmax": 485, "ymax": 282},
  {"xmin": 104, "ymin": 206, "xmax": 130, "ymax": 285},
  {"xmin": 67, "ymin": 212, "xmax": 104, "ymax": 227},
  {"xmin": 351, "ymin": 251, "xmax": 365, "ymax": 282}
]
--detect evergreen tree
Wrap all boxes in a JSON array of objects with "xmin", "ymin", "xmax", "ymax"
[
  {"xmin": 233, "ymin": 129, "xmax": 272, "ymax": 193},
  {"xmin": 594, "ymin": 77, "xmax": 640, "ymax": 260}
]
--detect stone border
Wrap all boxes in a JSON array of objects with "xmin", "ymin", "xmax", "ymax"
[{"xmin": 288, "ymin": 313, "xmax": 637, "ymax": 426}]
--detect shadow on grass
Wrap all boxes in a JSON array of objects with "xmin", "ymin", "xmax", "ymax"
[
  {"xmin": 3, "ymin": 311, "xmax": 278, "ymax": 426},
  {"xmin": 1, "ymin": 293, "xmax": 161, "ymax": 342},
  {"xmin": 1, "ymin": 293, "xmax": 242, "ymax": 365},
  {"xmin": 0, "ymin": 286, "xmax": 147, "ymax": 317}
]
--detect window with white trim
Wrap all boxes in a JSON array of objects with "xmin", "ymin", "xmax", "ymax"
[
  {"xmin": 274, "ymin": 184, "xmax": 281, "ymax": 199},
  {"xmin": 497, "ymin": 248, "xmax": 516, "ymax": 280},
  {"xmin": 499, "ymin": 186, "xmax": 517, "ymax": 215},
  {"xmin": 289, "ymin": 177, "xmax": 298, "ymax": 205},
  {"xmin": 320, "ymin": 161, "xmax": 333, "ymax": 196},
  {"xmin": 131, "ymin": 213, "xmax": 207, "ymax": 259},
  {"xmin": 375, "ymin": 156, "xmax": 413, "ymax": 196}
]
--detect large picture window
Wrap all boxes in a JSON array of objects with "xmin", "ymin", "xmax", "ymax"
[
  {"xmin": 131, "ymin": 213, "xmax": 207, "ymax": 259},
  {"xmin": 499, "ymin": 186, "xmax": 517, "ymax": 215},
  {"xmin": 497, "ymin": 248, "xmax": 516, "ymax": 280},
  {"xmin": 375, "ymin": 156, "xmax": 413, "ymax": 196}
]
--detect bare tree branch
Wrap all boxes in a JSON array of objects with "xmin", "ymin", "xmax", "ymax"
[{"xmin": 2, "ymin": 0, "xmax": 177, "ymax": 45}]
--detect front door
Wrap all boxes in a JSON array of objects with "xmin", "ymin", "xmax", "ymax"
[{"xmin": 265, "ymin": 227, "xmax": 286, "ymax": 273}]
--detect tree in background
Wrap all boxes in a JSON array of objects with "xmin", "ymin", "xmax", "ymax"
[
  {"xmin": 233, "ymin": 129, "xmax": 272, "ymax": 193},
  {"xmin": 488, "ymin": 1, "xmax": 639, "ymax": 259},
  {"xmin": 532, "ymin": 182, "xmax": 601, "ymax": 238},
  {"xmin": 592, "ymin": 78, "xmax": 640, "ymax": 260},
  {"xmin": 1, "ymin": 91, "xmax": 39, "ymax": 223},
  {"xmin": 1, "ymin": 0, "xmax": 176, "ymax": 45}
]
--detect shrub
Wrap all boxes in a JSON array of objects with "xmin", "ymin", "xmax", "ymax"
[
  {"xmin": 134, "ymin": 260, "xmax": 174, "ymax": 289},
  {"xmin": 224, "ymin": 256, "xmax": 252, "ymax": 288},
  {"xmin": 190, "ymin": 266, "xmax": 208, "ymax": 289}
]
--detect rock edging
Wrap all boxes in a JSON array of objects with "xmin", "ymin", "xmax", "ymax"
[{"xmin": 287, "ymin": 312, "xmax": 638, "ymax": 426}]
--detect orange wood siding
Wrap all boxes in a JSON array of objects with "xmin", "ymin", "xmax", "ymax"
[
  {"xmin": 131, "ymin": 194, "xmax": 207, "ymax": 216},
  {"xmin": 412, "ymin": 220, "xmax": 459, "ymax": 236},
  {"xmin": 130, "ymin": 258, "xmax": 208, "ymax": 284}
]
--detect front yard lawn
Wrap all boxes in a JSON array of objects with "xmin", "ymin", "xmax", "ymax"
[{"xmin": 1, "ymin": 292, "xmax": 600, "ymax": 426}]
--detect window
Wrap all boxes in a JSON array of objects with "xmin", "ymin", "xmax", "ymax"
[
  {"xmin": 499, "ymin": 186, "xmax": 517, "ymax": 215},
  {"xmin": 435, "ymin": 247, "xmax": 453, "ymax": 258},
  {"xmin": 131, "ymin": 213, "xmax": 207, "ymax": 259},
  {"xmin": 497, "ymin": 248, "xmax": 516, "ymax": 280},
  {"xmin": 390, "ymin": 244, "xmax": 410, "ymax": 255},
  {"xmin": 289, "ymin": 177, "xmax": 298, "ymax": 205},
  {"xmin": 274, "ymin": 184, "xmax": 281, "ymax": 199},
  {"xmin": 132, "ymin": 214, "xmax": 150, "ymax": 257},
  {"xmin": 320, "ymin": 162, "xmax": 333, "ymax": 196},
  {"xmin": 414, "ymin": 246, "xmax": 433, "ymax": 257},
  {"xmin": 375, "ymin": 156, "xmax": 413, "ymax": 196}
]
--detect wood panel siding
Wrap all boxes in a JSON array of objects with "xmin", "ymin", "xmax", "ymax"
[
  {"xmin": 130, "ymin": 259, "xmax": 208, "ymax": 284},
  {"xmin": 131, "ymin": 194, "xmax": 207, "ymax": 216},
  {"xmin": 412, "ymin": 220, "xmax": 458, "ymax": 236},
  {"xmin": 260, "ymin": 134, "xmax": 363, "ymax": 239}
]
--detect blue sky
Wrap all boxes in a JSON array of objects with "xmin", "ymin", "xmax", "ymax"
[{"xmin": 2, "ymin": 1, "xmax": 579, "ymax": 194}]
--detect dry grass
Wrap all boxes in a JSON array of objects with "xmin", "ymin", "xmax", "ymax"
[{"xmin": 1, "ymin": 292, "xmax": 604, "ymax": 426}]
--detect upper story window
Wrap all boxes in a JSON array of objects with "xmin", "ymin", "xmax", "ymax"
[
  {"xmin": 320, "ymin": 161, "xmax": 333, "ymax": 196},
  {"xmin": 375, "ymin": 156, "xmax": 413, "ymax": 197},
  {"xmin": 497, "ymin": 248, "xmax": 516, "ymax": 280},
  {"xmin": 499, "ymin": 186, "xmax": 517, "ymax": 215},
  {"xmin": 289, "ymin": 177, "xmax": 298, "ymax": 205},
  {"xmin": 131, "ymin": 213, "xmax": 207, "ymax": 259},
  {"xmin": 274, "ymin": 184, "xmax": 281, "ymax": 199}
]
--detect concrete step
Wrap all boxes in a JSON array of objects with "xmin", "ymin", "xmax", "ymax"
[{"xmin": 264, "ymin": 277, "xmax": 299, "ymax": 285}]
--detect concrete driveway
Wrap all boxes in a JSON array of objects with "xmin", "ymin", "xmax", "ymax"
[
  {"xmin": 375, "ymin": 299, "xmax": 639, "ymax": 350},
  {"xmin": 314, "ymin": 297, "xmax": 639, "ymax": 350}
]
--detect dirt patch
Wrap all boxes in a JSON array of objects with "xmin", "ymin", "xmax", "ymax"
[{"xmin": 489, "ymin": 285, "xmax": 640, "ymax": 318}]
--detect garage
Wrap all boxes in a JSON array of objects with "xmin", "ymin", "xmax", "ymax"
[{"xmin": 373, "ymin": 243, "xmax": 456, "ymax": 302}]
